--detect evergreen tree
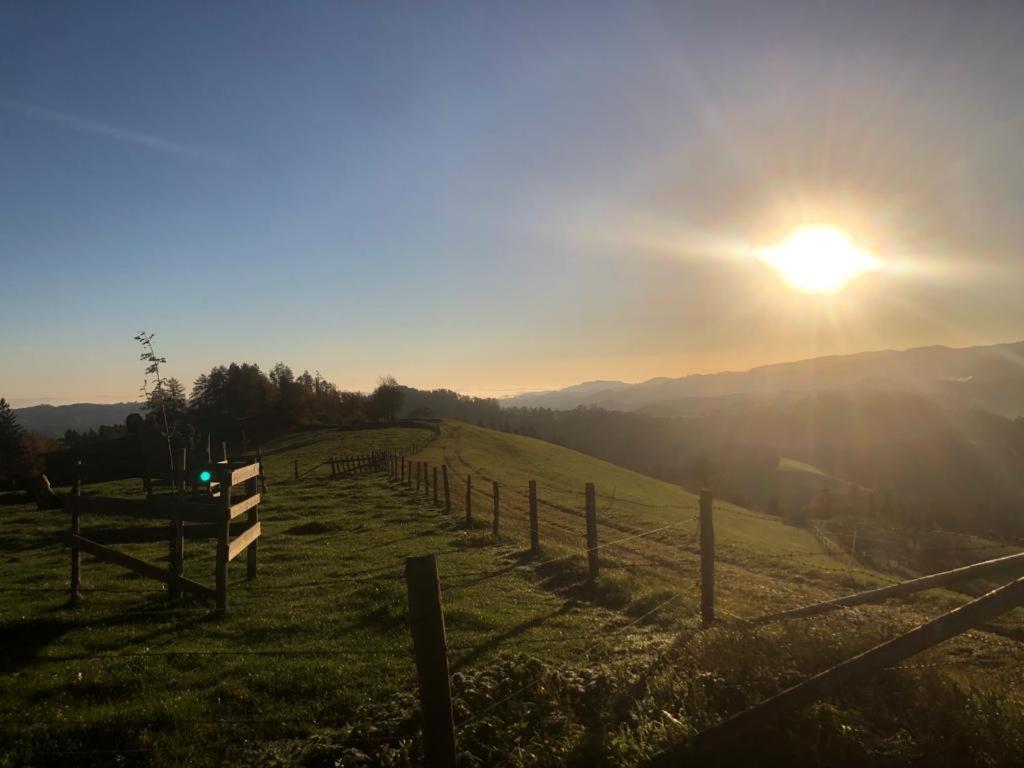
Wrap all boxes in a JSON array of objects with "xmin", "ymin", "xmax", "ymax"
[{"xmin": 0, "ymin": 398, "xmax": 26, "ymax": 483}]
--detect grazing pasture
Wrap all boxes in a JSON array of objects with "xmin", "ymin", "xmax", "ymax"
[{"xmin": 2, "ymin": 422, "xmax": 1024, "ymax": 767}]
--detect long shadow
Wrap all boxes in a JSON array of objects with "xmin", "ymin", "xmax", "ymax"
[
  {"xmin": 0, "ymin": 528, "xmax": 68, "ymax": 554},
  {"xmin": 0, "ymin": 601, "xmax": 213, "ymax": 672},
  {"xmin": 0, "ymin": 492, "xmax": 33, "ymax": 507},
  {"xmin": 449, "ymin": 601, "xmax": 576, "ymax": 671},
  {"xmin": 0, "ymin": 618, "xmax": 73, "ymax": 673}
]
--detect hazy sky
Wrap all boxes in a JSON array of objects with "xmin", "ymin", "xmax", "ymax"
[{"xmin": 3, "ymin": 1, "xmax": 1024, "ymax": 406}]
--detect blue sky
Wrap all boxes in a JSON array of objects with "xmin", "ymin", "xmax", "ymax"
[{"xmin": 3, "ymin": 2, "xmax": 1024, "ymax": 405}]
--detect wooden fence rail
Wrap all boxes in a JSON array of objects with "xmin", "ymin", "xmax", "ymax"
[{"xmin": 695, "ymin": 573, "xmax": 1024, "ymax": 749}]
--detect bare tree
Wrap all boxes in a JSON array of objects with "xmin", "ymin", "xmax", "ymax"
[{"xmin": 134, "ymin": 331, "xmax": 175, "ymax": 488}]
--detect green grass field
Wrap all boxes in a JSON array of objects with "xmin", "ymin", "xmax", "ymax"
[{"xmin": 3, "ymin": 421, "xmax": 1024, "ymax": 766}]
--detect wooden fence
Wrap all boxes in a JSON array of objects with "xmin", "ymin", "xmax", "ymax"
[{"xmin": 64, "ymin": 457, "xmax": 263, "ymax": 615}]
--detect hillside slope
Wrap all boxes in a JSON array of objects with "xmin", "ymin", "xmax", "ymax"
[
  {"xmin": 13, "ymin": 402, "xmax": 140, "ymax": 437},
  {"xmin": 505, "ymin": 340, "xmax": 1024, "ymax": 417},
  {"xmin": 410, "ymin": 422, "xmax": 904, "ymax": 617},
  {"xmin": 3, "ymin": 423, "xmax": 1024, "ymax": 766}
]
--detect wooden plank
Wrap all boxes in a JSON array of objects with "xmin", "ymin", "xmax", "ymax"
[
  {"xmin": 73, "ymin": 534, "xmax": 169, "ymax": 582},
  {"xmin": 66, "ymin": 493, "xmax": 230, "ymax": 523},
  {"xmin": 85, "ymin": 526, "xmax": 176, "ymax": 544},
  {"xmin": 695, "ymin": 574, "xmax": 1024, "ymax": 750},
  {"xmin": 229, "ymin": 463, "xmax": 260, "ymax": 488},
  {"xmin": 70, "ymin": 535, "xmax": 215, "ymax": 600},
  {"xmin": 144, "ymin": 496, "xmax": 229, "ymax": 523},
  {"xmin": 64, "ymin": 495, "xmax": 154, "ymax": 518},
  {"xmin": 755, "ymin": 549, "xmax": 1024, "ymax": 624},
  {"xmin": 227, "ymin": 521, "xmax": 262, "ymax": 562},
  {"xmin": 228, "ymin": 492, "xmax": 261, "ymax": 521}
]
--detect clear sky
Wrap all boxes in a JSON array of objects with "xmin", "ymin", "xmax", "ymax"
[{"xmin": 3, "ymin": 1, "xmax": 1024, "ymax": 406}]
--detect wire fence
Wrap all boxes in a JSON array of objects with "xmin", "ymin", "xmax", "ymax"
[{"xmin": 8, "ymin": 432, "xmax": 1024, "ymax": 763}]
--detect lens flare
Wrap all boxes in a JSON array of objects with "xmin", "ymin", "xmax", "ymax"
[{"xmin": 760, "ymin": 225, "xmax": 879, "ymax": 294}]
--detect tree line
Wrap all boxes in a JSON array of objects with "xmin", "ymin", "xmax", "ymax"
[{"xmin": 0, "ymin": 363, "xmax": 407, "ymax": 488}]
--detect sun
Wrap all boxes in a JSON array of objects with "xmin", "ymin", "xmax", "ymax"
[{"xmin": 759, "ymin": 225, "xmax": 879, "ymax": 294}]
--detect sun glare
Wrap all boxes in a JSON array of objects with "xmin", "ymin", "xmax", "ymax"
[{"xmin": 759, "ymin": 225, "xmax": 879, "ymax": 294}]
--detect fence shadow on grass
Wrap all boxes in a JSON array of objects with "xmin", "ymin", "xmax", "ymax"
[{"xmin": 449, "ymin": 602, "xmax": 575, "ymax": 672}]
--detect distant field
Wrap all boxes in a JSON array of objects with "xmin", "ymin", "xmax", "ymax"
[
  {"xmin": 413, "ymin": 422, "xmax": 893, "ymax": 617},
  {"xmin": 2, "ymin": 421, "xmax": 1024, "ymax": 766}
]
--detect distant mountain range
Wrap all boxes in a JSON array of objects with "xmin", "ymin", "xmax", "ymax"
[
  {"xmin": 14, "ymin": 402, "xmax": 141, "ymax": 438},
  {"xmin": 503, "ymin": 340, "xmax": 1024, "ymax": 418}
]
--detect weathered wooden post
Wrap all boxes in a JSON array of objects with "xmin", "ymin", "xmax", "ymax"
[
  {"xmin": 585, "ymin": 482, "xmax": 599, "ymax": 580},
  {"xmin": 169, "ymin": 513, "xmax": 184, "ymax": 601},
  {"xmin": 221, "ymin": 441, "xmax": 228, "ymax": 463},
  {"xmin": 256, "ymin": 447, "xmax": 267, "ymax": 493},
  {"xmin": 416, "ymin": 461, "xmax": 423, "ymax": 493},
  {"xmin": 70, "ymin": 462, "xmax": 82, "ymax": 606},
  {"xmin": 401, "ymin": 457, "xmax": 406, "ymax": 484},
  {"xmin": 245, "ymin": 466, "xmax": 259, "ymax": 581},
  {"xmin": 442, "ymin": 465, "xmax": 452, "ymax": 513},
  {"xmin": 529, "ymin": 480, "xmax": 539, "ymax": 554},
  {"xmin": 293, "ymin": 459, "xmax": 299, "ymax": 480},
  {"xmin": 404, "ymin": 554, "xmax": 457, "ymax": 768},
  {"xmin": 433, "ymin": 466, "xmax": 439, "ymax": 506},
  {"xmin": 216, "ymin": 482, "xmax": 231, "ymax": 616},
  {"xmin": 700, "ymin": 488, "xmax": 715, "ymax": 626},
  {"xmin": 492, "ymin": 481, "xmax": 500, "ymax": 536},
  {"xmin": 465, "ymin": 476, "xmax": 473, "ymax": 524},
  {"xmin": 407, "ymin": 460, "xmax": 413, "ymax": 488}
]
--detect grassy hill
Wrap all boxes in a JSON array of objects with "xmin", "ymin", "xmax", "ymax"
[{"xmin": 2, "ymin": 421, "xmax": 1023, "ymax": 766}]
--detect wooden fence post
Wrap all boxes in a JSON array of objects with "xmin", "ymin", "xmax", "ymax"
[
  {"xmin": 492, "ymin": 481, "xmax": 500, "ymax": 536},
  {"xmin": 465, "ymin": 476, "xmax": 473, "ymax": 524},
  {"xmin": 585, "ymin": 482, "xmax": 599, "ymax": 580},
  {"xmin": 442, "ymin": 465, "xmax": 451, "ymax": 513},
  {"xmin": 407, "ymin": 460, "xmax": 413, "ymax": 488},
  {"xmin": 696, "ymin": 573, "xmax": 1024, "ymax": 749},
  {"xmin": 216, "ymin": 483, "xmax": 231, "ymax": 616},
  {"xmin": 529, "ymin": 480, "xmax": 539, "ymax": 554},
  {"xmin": 245, "ymin": 470, "xmax": 259, "ymax": 581},
  {"xmin": 417, "ymin": 461, "xmax": 423, "ymax": 493},
  {"xmin": 70, "ymin": 462, "xmax": 82, "ymax": 606},
  {"xmin": 700, "ymin": 489, "xmax": 715, "ymax": 626},
  {"xmin": 169, "ymin": 515, "xmax": 184, "ymax": 600},
  {"xmin": 404, "ymin": 554, "xmax": 457, "ymax": 768},
  {"xmin": 433, "ymin": 466, "xmax": 439, "ymax": 506},
  {"xmin": 401, "ymin": 457, "xmax": 406, "ymax": 484}
]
